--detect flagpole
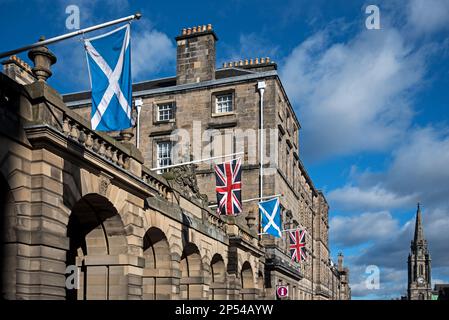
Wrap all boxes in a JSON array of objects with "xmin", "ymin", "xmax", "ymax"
[
  {"xmin": 208, "ymin": 193, "xmax": 282, "ymax": 208},
  {"xmin": 150, "ymin": 152, "xmax": 244, "ymax": 171},
  {"xmin": 0, "ymin": 12, "xmax": 142, "ymax": 59}
]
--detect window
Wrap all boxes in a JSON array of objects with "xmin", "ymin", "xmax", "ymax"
[
  {"xmin": 156, "ymin": 141, "xmax": 172, "ymax": 172},
  {"xmin": 157, "ymin": 102, "xmax": 175, "ymax": 121},
  {"xmin": 215, "ymin": 94, "xmax": 233, "ymax": 113}
]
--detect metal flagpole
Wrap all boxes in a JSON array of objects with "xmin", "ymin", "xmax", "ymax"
[
  {"xmin": 150, "ymin": 152, "xmax": 244, "ymax": 172},
  {"xmin": 208, "ymin": 193, "xmax": 282, "ymax": 208},
  {"xmin": 0, "ymin": 12, "xmax": 142, "ymax": 59}
]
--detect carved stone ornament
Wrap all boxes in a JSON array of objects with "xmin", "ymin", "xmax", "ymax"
[
  {"xmin": 171, "ymin": 164, "xmax": 208, "ymax": 205},
  {"xmin": 99, "ymin": 173, "xmax": 112, "ymax": 196}
]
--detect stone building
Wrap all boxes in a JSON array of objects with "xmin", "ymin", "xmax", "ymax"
[
  {"xmin": 0, "ymin": 24, "xmax": 350, "ymax": 300},
  {"xmin": 407, "ymin": 204, "xmax": 432, "ymax": 300}
]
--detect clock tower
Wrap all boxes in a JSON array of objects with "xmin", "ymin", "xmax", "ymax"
[{"xmin": 407, "ymin": 203, "xmax": 432, "ymax": 300}]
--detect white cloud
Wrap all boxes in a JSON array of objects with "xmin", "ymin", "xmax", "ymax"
[
  {"xmin": 328, "ymin": 185, "xmax": 416, "ymax": 211},
  {"xmin": 355, "ymin": 127, "xmax": 449, "ymax": 209},
  {"xmin": 330, "ymin": 211, "xmax": 400, "ymax": 247},
  {"xmin": 132, "ymin": 22, "xmax": 175, "ymax": 80},
  {"xmin": 281, "ymin": 27, "xmax": 424, "ymax": 161},
  {"xmin": 407, "ymin": 0, "xmax": 449, "ymax": 35}
]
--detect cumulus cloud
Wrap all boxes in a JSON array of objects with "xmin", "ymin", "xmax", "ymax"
[
  {"xmin": 349, "ymin": 264, "xmax": 408, "ymax": 299},
  {"xmin": 356, "ymin": 127, "xmax": 449, "ymax": 209},
  {"xmin": 132, "ymin": 21, "xmax": 175, "ymax": 80},
  {"xmin": 281, "ymin": 26, "xmax": 424, "ymax": 161},
  {"xmin": 407, "ymin": 0, "xmax": 449, "ymax": 35},
  {"xmin": 328, "ymin": 185, "xmax": 417, "ymax": 211},
  {"xmin": 330, "ymin": 211, "xmax": 400, "ymax": 247}
]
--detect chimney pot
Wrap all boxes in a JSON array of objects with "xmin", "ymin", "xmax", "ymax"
[
  {"xmin": 192, "ymin": 26, "xmax": 197, "ymax": 33},
  {"xmin": 239, "ymin": 60, "xmax": 243, "ymax": 66},
  {"xmin": 228, "ymin": 62, "xmax": 233, "ymax": 67},
  {"xmin": 182, "ymin": 28, "xmax": 187, "ymax": 35},
  {"xmin": 244, "ymin": 59, "xmax": 249, "ymax": 65},
  {"xmin": 266, "ymin": 57, "xmax": 270, "ymax": 63},
  {"xmin": 249, "ymin": 59, "xmax": 253, "ymax": 65},
  {"xmin": 255, "ymin": 57, "xmax": 259, "ymax": 64},
  {"xmin": 207, "ymin": 24, "xmax": 212, "ymax": 31},
  {"xmin": 261, "ymin": 57, "xmax": 265, "ymax": 64},
  {"xmin": 202, "ymin": 25, "xmax": 206, "ymax": 32},
  {"xmin": 187, "ymin": 28, "xmax": 192, "ymax": 35}
]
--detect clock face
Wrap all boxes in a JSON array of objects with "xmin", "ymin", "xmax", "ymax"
[{"xmin": 418, "ymin": 277, "xmax": 425, "ymax": 284}]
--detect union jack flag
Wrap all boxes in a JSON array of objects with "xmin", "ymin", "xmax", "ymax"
[
  {"xmin": 289, "ymin": 229, "xmax": 306, "ymax": 262},
  {"xmin": 215, "ymin": 158, "xmax": 242, "ymax": 216}
]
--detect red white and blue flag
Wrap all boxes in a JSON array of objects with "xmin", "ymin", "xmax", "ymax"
[
  {"xmin": 214, "ymin": 158, "xmax": 242, "ymax": 216},
  {"xmin": 289, "ymin": 229, "xmax": 306, "ymax": 263}
]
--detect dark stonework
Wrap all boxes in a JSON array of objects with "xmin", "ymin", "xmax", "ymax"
[{"xmin": 408, "ymin": 203, "xmax": 432, "ymax": 300}]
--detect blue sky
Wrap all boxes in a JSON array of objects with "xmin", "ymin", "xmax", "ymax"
[{"xmin": 1, "ymin": 0, "xmax": 449, "ymax": 299}]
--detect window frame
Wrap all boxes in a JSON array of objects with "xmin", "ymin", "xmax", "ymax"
[
  {"xmin": 156, "ymin": 141, "xmax": 173, "ymax": 173},
  {"xmin": 215, "ymin": 93, "xmax": 233, "ymax": 113},
  {"xmin": 156, "ymin": 101, "xmax": 175, "ymax": 123},
  {"xmin": 211, "ymin": 90, "xmax": 235, "ymax": 116}
]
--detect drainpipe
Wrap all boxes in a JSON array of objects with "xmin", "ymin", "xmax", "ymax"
[
  {"xmin": 135, "ymin": 98, "xmax": 143, "ymax": 149},
  {"xmin": 257, "ymin": 81, "xmax": 266, "ymax": 199}
]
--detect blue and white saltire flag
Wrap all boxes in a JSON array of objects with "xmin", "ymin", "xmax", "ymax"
[
  {"xmin": 84, "ymin": 24, "xmax": 132, "ymax": 131},
  {"xmin": 259, "ymin": 197, "xmax": 282, "ymax": 238}
]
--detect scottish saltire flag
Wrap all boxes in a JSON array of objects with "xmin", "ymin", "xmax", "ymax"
[
  {"xmin": 289, "ymin": 229, "xmax": 306, "ymax": 262},
  {"xmin": 259, "ymin": 198, "xmax": 282, "ymax": 238},
  {"xmin": 215, "ymin": 158, "xmax": 242, "ymax": 215},
  {"xmin": 84, "ymin": 24, "xmax": 132, "ymax": 131}
]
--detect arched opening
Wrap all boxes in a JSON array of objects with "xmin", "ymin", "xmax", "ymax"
[
  {"xmin": 210, "ymin": 253, "xmax": 226, "ymax": 300},
  {"xmin": 0, "ymin": 174, "xmax": 16, "ymax": 299},
  {"xmin": 142, "ymin": 227, "xmax": 172, "ymax": 299},
  {"xmin": 180, "ymin": 243, "xmax": 204, "ymax": 299},
  {"xmin": 240, "ymin": 261, "xmax": 256, "ymax": 300},
  {"xmin": 66, "ymin": 193, "xmax": 127, "ymax": 300}
]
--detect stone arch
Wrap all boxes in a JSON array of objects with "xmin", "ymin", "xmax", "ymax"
[
  {"xmin": 0, "ymin": 173, "xmax": 17, "ymax": 299},
  {"xmin": 180, "ymin": 242, "xmax": 205, "ymax": 299},
  {"xmin": 240, "ymin": 261, "xmax": 256, "ymax": 300},
  {"xmin": 210, "ymin": 253, "xmax": 227, "ymax": 300},
  {"xmin": 66, "ymin": 193, "xmax": 128, "ymax": 300},
  {"xmin": 142, "ymin": 227, "xmax": 174, "ymax": 299}
]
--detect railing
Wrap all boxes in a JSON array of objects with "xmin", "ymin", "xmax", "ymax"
[
  {"xmin": 141, "ymin": 166, "xmax": 171, "ymax": 199},
  {"xmin": 62, "ymin": 115, "xmax": 131, "ymax": 170},
  {"xmin": 205, "ymin": 209, "xmax": 227, "ymax": 232}
]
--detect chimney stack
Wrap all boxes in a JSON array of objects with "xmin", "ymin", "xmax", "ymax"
[
  {"xmin": 2, "ymin": 55, "xmax": 36, "ymax": 85},
  {"xmin": 176, "ymin": 24, "xmax": 217, "ymax": 85},
  {"xmin": 338, "ymin": 252, "xmax": 344, "ymax": 271}
]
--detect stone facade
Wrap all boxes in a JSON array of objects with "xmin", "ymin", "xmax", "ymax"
[{"xmin": 1, "ymin": 23, "xmax": 350, "ymax": 300}]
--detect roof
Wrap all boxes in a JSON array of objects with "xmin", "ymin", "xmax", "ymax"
[{"xmin": 62, "ymin": 68, "xmax": 276, "ymax": 107}]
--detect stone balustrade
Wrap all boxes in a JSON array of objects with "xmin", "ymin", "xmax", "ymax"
[{"xmin": 61, "ymin": 114, "xmax": 132, "ymax": 170}]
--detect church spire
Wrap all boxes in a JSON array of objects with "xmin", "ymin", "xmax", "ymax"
[{"xmin": 413, "ymin": 202, "xmax": 425, "ymax": 245}]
